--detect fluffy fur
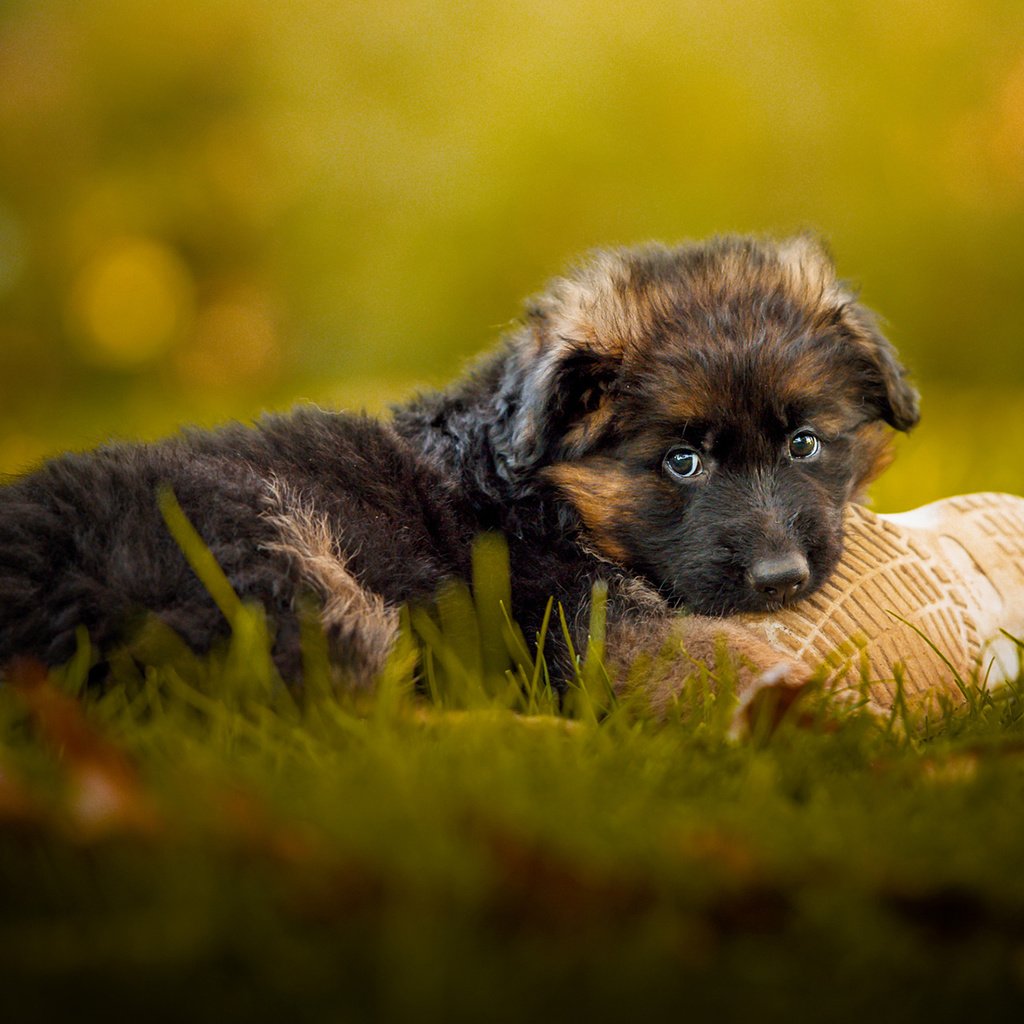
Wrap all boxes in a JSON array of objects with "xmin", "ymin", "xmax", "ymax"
[{"xmin": 0, "ymin": 235, "xmax": 918, "ymax": 700}]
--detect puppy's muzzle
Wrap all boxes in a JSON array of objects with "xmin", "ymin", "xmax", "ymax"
[{"xmin": 748, "ymin": 552, "xmax": 810, "ymax": 604}]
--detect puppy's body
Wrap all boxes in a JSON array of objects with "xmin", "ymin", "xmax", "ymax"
[{"xmin": 0, "ymin": 236, "xmax": 918, "ymax": 696}]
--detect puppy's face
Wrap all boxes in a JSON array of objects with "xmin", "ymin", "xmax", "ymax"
[{"xmin": 507, "ymin": 236, "xmax": 919, "ymax": 615}]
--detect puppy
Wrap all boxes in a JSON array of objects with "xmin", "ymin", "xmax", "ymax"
[{"xmin": 0, "ymin": 235, "xmax": 918, "ymax": 703}]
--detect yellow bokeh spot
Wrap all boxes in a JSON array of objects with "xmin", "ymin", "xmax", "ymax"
[
  {"xmin": 174, "ymin": 287, "xmax": 280, "ymax": 390},
  {"xmin": 69, "ymin": 237, "xmax": 194, "ymax": 369}
]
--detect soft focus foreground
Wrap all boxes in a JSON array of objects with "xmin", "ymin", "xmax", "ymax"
[
  {"xmin": 2, "ymin": 526, "xmax": 1024, "ymax": 1018},
  {"xmin": 3, "ymin": 593, "xmax": 1024, "ymax": 1020}
]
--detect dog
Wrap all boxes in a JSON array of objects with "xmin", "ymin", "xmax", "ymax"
[{"xmin": 0, "ymin": 235, "xmax": 919, "ymax": 705}]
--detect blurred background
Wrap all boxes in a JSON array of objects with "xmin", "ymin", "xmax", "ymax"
[{"xmin": 0, "ymin": 0, "xmax": 1021, "ymax": 509}]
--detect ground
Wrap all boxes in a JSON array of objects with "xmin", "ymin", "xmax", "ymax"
[{"xmin": 2, "ymin": 531, "xmax": 1024, "ymax": 1023}]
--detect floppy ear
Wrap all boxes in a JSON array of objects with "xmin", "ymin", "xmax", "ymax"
[
  {"xmin": 492, "ymin": 258, "xmax": 628, "ymax": 486},
  {"xmin": 502, "ymin": 319, "xmax": 622, "ymax": 479},
  {"xmin": 778, "ymin": 235, "xmax": 919, "ymax": 432},
  {"xmin": 838, "ymin": 302, "xmax": 920, "ymax": 432}
]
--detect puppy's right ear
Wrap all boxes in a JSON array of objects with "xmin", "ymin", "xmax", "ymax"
[
  {"xmin": 499, "ymin": 322, "xmax": 622, "ymax": 486},
  {"xmin": 493, "ymin": 258, "xmax": 628, "ymax": 486}
]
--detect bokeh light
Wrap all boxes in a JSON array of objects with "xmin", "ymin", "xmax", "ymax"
[
  {"xmin": 68, "ymin": 237, "xmax": 194, "ymax": 369},
  {"xmin": 174, "ymin": 285, "xmax": 279, "ymax": 391}
]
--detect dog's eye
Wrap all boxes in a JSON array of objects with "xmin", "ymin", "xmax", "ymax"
[
  {"xmin": 664, "ymin": 447, "xmax": 703, "ymax": 480},
  {"xmin": 789, "ymin": 431, "xmax": 821, "ymax": 460}
]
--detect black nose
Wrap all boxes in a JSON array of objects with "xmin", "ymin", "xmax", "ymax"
[{"xmin": 748, "ymin": 553, "xmax": 810, "ymax": 603}]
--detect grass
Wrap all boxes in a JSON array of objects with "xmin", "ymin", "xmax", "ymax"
[{"xmin": 3, "ymin": 507, "xmax": 1024, "ymax": 1022}]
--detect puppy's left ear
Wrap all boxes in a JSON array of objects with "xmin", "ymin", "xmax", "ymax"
[
  {"xmin": 779, "ymin": 235, "xmax": 919, "ymax": 432},
  {"xmin": 840, "ymin": 302, "xmax": 920, "ymax": 432}
]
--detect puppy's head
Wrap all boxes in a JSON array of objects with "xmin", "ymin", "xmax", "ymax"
[{"xmin": 503, "ymin": 235, "xmax": 919, "ymax": 614}]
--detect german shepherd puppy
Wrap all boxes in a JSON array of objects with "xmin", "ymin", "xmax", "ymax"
[{"xmin": 0, "ymin": 235, "xmax": 918, "ymax": 703}]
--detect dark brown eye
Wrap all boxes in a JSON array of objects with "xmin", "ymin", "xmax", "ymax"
[
  {"xmin": 789, "ymin": 430, "xmax": 821, "ymax": 460},
  {"xmin": 664, "ymin": 447, "xmax": 703, "ymax": 480}
]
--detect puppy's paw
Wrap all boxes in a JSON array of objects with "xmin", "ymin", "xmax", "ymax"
[
  {"xmin": 728, "ymin": 658, "xmax": 814, "ymax": 739},
  {"xmin": 614, "ymin": 614, "xmax": 814, "ymax": 724}
]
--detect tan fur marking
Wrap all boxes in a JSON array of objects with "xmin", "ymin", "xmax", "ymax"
[
  {"xmin": 262, "ymin": 479, "xmax": 398, "ymax": 681},
  {"xmin": 656, "ymin": 391, "xmax": 712, "ymax": 425},
  {"xmin": 561, "ymin": 395, "xmax": 616, "ymax": 453},
  {"xmin": 849, "ymin": 421, "xmax": 896, "ymax": 497},
  {"xmin": 544, "ymin": 459, "xmax": 640, "ymax": 563},
  {"xmin": 775, "ymin": 234, "xmax": 847, "ymax": 313},
  {"xmin": 531, "ymin": 250, "xmax": 679, "ymax": 361}
]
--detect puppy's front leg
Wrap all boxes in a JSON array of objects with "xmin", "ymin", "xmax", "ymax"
[{"xmin": 603, "ymin": 591, "xmax": 811, "ymax": 720}]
